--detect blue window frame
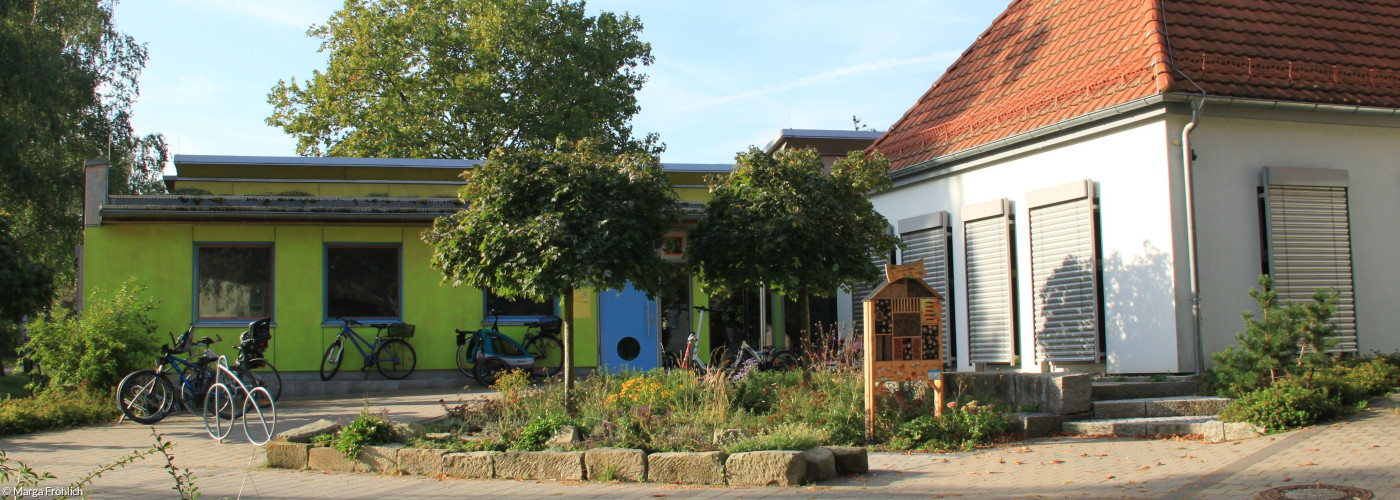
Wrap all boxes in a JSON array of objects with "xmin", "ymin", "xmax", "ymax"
[
  {"xmin": 484, "ymin": 288, "xmax": 556, "ymax": 323},
  {"xmin": 325, "ymin": 244, "xmax": 402, "ymax": 321},
  {"xmin": 193, "ymin": 243, "xmax": 274, "ymax": 323}
]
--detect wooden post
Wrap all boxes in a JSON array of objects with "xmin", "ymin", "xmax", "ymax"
[{"xmin": 862, "ymin": 298, "xmax": 876, "ymax": 442}]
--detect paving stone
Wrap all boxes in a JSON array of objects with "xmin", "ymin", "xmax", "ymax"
[
  {"xmin": 398, "ymin": 448, "xmax": 447, "ymax": 476},
  {"xmin": 726, "ymin": 451, "xmax": 805, "ymax": 486},
  {"xmin": 584, "ymin": 447, "xmax": 645, "ymax": 482},
  {"xmin": 443, "ymin": 451, "xmax": 497, "ymax": 478},
  {"xmin": 275, "ymin": 419, "xmax": 340, "ymax": 443},
  {"xmin": 802, "ymin": 447, "xmax": 836, "ymax": 482},
  {"xmin": 826, "ymin": 446, "xmax": 868, "ymax": 474},
  {"xmin": 495, "ymin": 451, "xmax": 585, "ymax": 480},
  {"xmin": 265, "ymin": 441, "xmax": 309, "ymax": 469},
  {"xmin": 647, "ymin": 451, "xmax": 725, "ymax": 485}
]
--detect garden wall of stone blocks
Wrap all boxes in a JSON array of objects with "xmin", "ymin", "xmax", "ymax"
[{"xmin": 265, "ymin": 441, "xmax": 868, "ymax": 486}]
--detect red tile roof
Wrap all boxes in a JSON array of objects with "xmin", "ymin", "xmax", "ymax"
[{"xmin": 873, "ymin": 0, "xmax": 1400, "ymax": 171}]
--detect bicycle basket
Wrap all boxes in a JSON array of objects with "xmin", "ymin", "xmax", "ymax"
[{"xmin": 386, "ymin": 323, "xmax": 415, "ymax": 338}]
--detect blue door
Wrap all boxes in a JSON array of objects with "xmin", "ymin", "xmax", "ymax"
[{"xmin": 598, "ymin": 282, "xmax": 659, "ymax": 372}]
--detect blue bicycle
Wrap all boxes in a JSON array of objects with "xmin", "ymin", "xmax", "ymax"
[
  {"xmin": 117, "ymin": 322, "xmax": 280, "ymax": 424},
  {"xmin": 320, "ymin": 318, "xmax": 417, "ymax": 380}
]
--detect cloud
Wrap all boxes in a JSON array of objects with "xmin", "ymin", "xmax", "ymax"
[
  {"xmin": 669, "ymin": 51, "xmax": 961, "ymax": 112},
  {"xmin": 190, "ymin": 0, "xmax": 336, "ymax": 30}
]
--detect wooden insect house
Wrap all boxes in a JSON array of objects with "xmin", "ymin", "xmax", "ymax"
[{"xmin": 862, "ymin": 258, "xmax": 945, "ymax": 440}]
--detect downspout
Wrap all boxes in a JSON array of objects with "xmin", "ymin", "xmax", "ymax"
[{"xmin": 1181, "ymin": 98, "xmax": 1204, "ymax": 374}]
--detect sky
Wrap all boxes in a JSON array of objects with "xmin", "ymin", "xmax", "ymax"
[{"xmin": 113, "ymin": 1, "xmax": 1009, "ymax": 169}]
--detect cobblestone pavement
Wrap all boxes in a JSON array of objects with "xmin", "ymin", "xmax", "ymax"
[{"xmin": 2, "ymin": 387, "xmax": 1396, "ymax": 499}]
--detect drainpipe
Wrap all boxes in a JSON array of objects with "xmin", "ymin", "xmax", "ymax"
[{"xmin": 1181, "ymin": 98, "xmax": 1204, "ymax": 374}]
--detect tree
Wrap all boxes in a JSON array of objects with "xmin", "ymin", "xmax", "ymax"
[
  {"xmin": 687, "ymin": 147, "xmax": 901, "ymax": 352},
  {"xmin": 1206, "ymin": 275, "xmax": 1338, "ymax": 398},
  {"xmin": 268, "ymin": 0, "xmax": 658, "ymax": 159},
  {"xmin": 0, "ymin": 213, "xmax": 53, "ymax": 376},
  {"xmin": 0, "ymin": 0, "xmax": 167, "ymax": 291},
  {"xmin": 424, "ymin": 138, "xmax": 679, "ymax": 412}
]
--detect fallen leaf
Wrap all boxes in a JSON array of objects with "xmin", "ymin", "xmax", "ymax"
[
  {"xmin": 1049, "ymin": 459, "xmax": 1065, "ymax": 464},
  {"xmin": 1307, "ymin": 448, "xmax": 1319, "ymax": 452},
  {"xmin": 1014, "ymin": 461, "xmax": 1025, "ymax": 465},
  {"xmin": 1080, "ymin": 453, "xmax": 1089, "ymax": 457},
  {"xmin": 1063, "ymin": 480, "xmax": 1073, "ymax": 484},
  {"xmin": 1283, "ymin": 477, "xmax": 1291, "ymax": 482},
  {"xmin": 1105, "ymin": 474, "xmax": 1116, "ymax": 479},
  {"xmin": 986, "ymin": 471, "xmax": 1002, "ymax": 474},
  {"xmin": 938, "ymin": 458, "xmax": 949, "ymax": 463},
  {"xmin": 1097, "ymin": 453, "xmax": 1109, "ymax": 457},
  {"xmin": 1156, "ymin": 462, "xmax": 1164, "ymax": 466},
  {"xmin": 1140, "ymin": 466, "xmax": 1150, "ymax": 470},
  {"xmin": 998, "ymin": 458, "xmax": 1006, "ymax": 464},
  {"xmin": 1298, "ymin": 462, "xmax": 1318, "ymax": 466}
]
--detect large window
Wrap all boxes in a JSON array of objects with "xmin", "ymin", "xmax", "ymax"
[
  {"xmin": 196, "ymin": 244, "xmax": 272, "ymax": 321},
  {"xmin": 899, "ymin": 211, "xmax": 955, "ymax": 366},
  {"xmin": 1027, "ymin": 180, "xmax": 1102, "ymax": 364},
  {"xmin": 485, "ymin": 289, "xmax": 554, "ymax": 318},
  {"xmin": 963, "ymin": 198, "xmax": 1017, "ymax": 365},
  {"xmin": 326, "ymin": 245, "xmax": 401, "ymax": 319}
]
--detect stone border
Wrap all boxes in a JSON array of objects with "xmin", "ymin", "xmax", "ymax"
[{"xmin": 266, "ymin": 443, "xmax": 869, "ymax": 486}]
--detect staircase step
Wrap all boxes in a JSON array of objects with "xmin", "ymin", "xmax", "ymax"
[
  {"xmin": 1062, "ymin": 416, "xmax": 1262, "ymax": 442},
  {"xmin": 1092, "ymin": 396, "xmax": 1231, "ymax": 419},
  {"xmin": 1091, "ymin": 378, "xmax": 1200, "ymax": 400},
  {"xmin": 1009, "ymin": 411, "xmax": 1090, "ymax": 438}
]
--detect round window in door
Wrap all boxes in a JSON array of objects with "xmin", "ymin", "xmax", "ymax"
[{"xmin": 617, "ymin": 337, "xmax": 641, "ymax": 361}]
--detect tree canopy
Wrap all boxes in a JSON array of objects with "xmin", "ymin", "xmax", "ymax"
[
  {"xmin": 424, "ymin": 138, "xmax": 679, "ymax": 408},
  {"xmin": 0, "ymin": 0, "xmax": 166, "ymax": 291},
  {"xmin": 268, "ymin": 0, "xmax": 658, "ymax": 158},
  {"xmin": 687, "ymin": 147, "xmax": 901, "ymax": 346}
]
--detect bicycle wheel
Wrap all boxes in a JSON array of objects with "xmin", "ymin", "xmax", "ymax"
[
  {"xmin": 320, "ymin": 340, "xmax": 343, "ymax": 381},
  {"xmin": 242, "ymin": 358, "xmax": 282, "ymax": 404},
  {"xmin": 456, "ymin": 338, "xmax": 477, "ymax": 379},
  {"xmin": 116, "ymin": 369, "xmax": 175, "ymax": 425},
  {"xmin": 525, "ymin": 335, "xmax": 563, "ymax": 378},
  {"xmin": 177, "ymin": 370, "xmax": 213, "ymax": 415},
  {"xmin": 474, "ymin": 357, "xmax": 509, "ymax": 387},
  {"xmin": 771, "ymin": 351, "xmax": 801, "ymax": 371},
  {"xmin": 375, "ymin": 339, "xmax": 417, "ymax": 380}
]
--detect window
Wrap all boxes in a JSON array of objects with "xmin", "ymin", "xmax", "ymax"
[
  {"xmin": 1027, "ymin": 180, "xmax": 1102, "ymax": 364},
  {"xmin": 852, "ymin": 225, "xmax": 896, "ymax": 337},
  {"xmin": 326, "ymin": 245, "xmax": 401, "ymax": 319},
  {"xmin": 1261, "ymin": 167, "xmax": 1357, "ymax": 352},
  {"xmin": 963, "ymin": 199, "xmax": 1017, "ymax": 364},
  {"xmin": 898, "ymin": 211, "xmax": 955, "ymax": 365},
  {"xmin": 485, "ymin": 289, "xmax": 555, "ymax": 318},
  {"xmin": 196, "ymin": 244, "xmax": 272, "ymax": 321}
]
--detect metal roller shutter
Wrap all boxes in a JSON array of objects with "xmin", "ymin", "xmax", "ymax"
[
  {"xmin": 1263, "ymin": 175, "xmax": 1357, "ymax": 353},
  {"xmin": 964, "ymin": 200, "xmax": 1015, "ymax": 364},
  {"xmin": 1028, "ymin": 181, "xmax": 1100, "ymax": 363},
  {"xmin": 852, "ymin": 228, "xmax": 894, "ymax": 337},
  {"xmin": 899, "ymin": 212, "xmax": 953, "ymax": 365}
]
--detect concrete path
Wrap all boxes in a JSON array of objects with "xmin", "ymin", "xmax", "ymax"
[{"xmin": 2, "ymin": 387, "xmax": 1397, "ymax": 499}]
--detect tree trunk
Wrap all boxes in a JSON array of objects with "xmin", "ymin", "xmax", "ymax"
[
  {"xmin": 799, "ymin": 286, "xmax": 812, "ymax": 354},
  {"xmin": 562, "ymin": 286, "xmax": 576, "ymax": 416}
]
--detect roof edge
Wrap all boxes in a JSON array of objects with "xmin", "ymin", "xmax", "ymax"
[{"xmin": 1142, "ymin": 0, "xmax": 1175, "ymax": 94}]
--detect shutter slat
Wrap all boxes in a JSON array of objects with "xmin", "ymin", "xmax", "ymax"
[
  {"xmin": 900, "ymin": 218, "xmax": 953, "ymax": 365},
  {"xmin": 1030, "ymin": 196, "xmax": 1100, "ymax": 363}
]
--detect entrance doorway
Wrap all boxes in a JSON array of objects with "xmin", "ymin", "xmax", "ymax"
[{"xmin": 598, "ymin": 282, "xmax": 659, "ymax": 372}]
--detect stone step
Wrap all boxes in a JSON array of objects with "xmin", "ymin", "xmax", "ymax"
[
  {"xmin": 1009, "ymin": 411, "xmax": 1090, "ymax": 438},
  {"xmin": 1091, "ymin": 378, "xmax": 1200, "ymax": 400},
  {"xmin": 1091, "ymin": 396, "xmax": 1231, "ymax": 419},
  {"xmin": 1062, "ymin": 416, "xmax": 1262, "ymax": 443}
]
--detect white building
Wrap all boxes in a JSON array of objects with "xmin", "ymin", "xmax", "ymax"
[{"xmin": 843, "ymin": 0, "xmax": 1400, "ymax": 374}]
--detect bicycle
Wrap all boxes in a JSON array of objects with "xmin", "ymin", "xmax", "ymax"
[
  {"xmin": 117, "ymin": 323, "xmax": 276, "ymax": 424},
  {"xmin": 521, "ymin": 316, "xmax": 563, "ymax": 377},
  {"xmin": 320, "ymin": 319, "xmax": 417, "ymax": 381},
  {"xmin": 725, "ymin": 340, "xmax": 802, "ymax": 373},
  {"xmin": 675, "ymin": 306, "xmax": 712, "ymax": 375},
  {"xmin": 234, "ymin": 318, "xmax": 281, "ymax": 406},
  {"xmin": 455, "ymin": 310, "xmax": 538, "ymax": 385}
]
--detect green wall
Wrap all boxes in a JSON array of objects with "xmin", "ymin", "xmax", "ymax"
[{"xmin": 83, "ymin": 222, "xmax": 606, "ymax": 373}]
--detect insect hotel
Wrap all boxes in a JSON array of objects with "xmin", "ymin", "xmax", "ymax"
[{"xmin": 862, "ymin": 258, "xmax": 945, "ymax": 439}]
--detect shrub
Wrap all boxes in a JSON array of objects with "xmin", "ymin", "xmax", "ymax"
[
  {"xmin": 24, "ymin": 280, "xmax": 160, "ymax": 390},
  {"xmin": 334, "ymin": 408, "xmax": 392, "ymax": 459},
  {"xmin": 1219, "ymin": 383, "xmax": 1338, "ymax": 432},
  {"xmin": 1206, "ymin": 276, "xmax": 1338, "ymax": 398},
  {"xmin": 0, "ymin": 388, "xmax": 118, "ymax": 436},
  {"xmin": 887, "ymin": 399, "xmax": 1010, "ymax": 452},
  {"xmin": 510, "ymin": 413, "xmax": 577, "ymax": 451},
  {"xmin": 723, "ymin": 423, "xmax": 829, "ymax": 454}
]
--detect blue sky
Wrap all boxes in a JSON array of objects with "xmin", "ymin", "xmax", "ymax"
[{"xmin": 114, "ymin": 1, "xmax": 1007, "ymax": 167}]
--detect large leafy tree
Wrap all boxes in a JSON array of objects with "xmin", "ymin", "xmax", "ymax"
[
  {"xmin": 0, "ymin": 0, "xmax": 167, "ymax": 291},
  {"xmin": 268, "ymin": 0, "xmax": 658, "ymax": 158},
  {"xmin": 424, "ymin": 139, "xmax": 679, "ymax": 412},
  {"xmin": 687, "ymin": 147, "xmax": 901, "ymax": 351}
]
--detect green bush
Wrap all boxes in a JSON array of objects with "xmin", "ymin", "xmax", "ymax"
[
  {"xmin": 1205, "ymin": 276, "xmax": 1337, "ymax": 398},
  {"xmin": 24, "ymin": 280, "xmax": 160, "ymax": 390},
  {"xmin": 887, "ymin": 399, "xmax": 1010, "ymax": 452},
  {"xmin": 723, "ymin": 423, "xmax": 829, "ymax": 454},
  {"xmin": 334, "ymin": 408, "xmax": 393, "ymax": 459},
  {"xmin": 1219, "ymin": 383, "xmax": 1338, "ymax": 432},
  {"xmin": 510, "ymin": 413, "xmax": 577, "ymax": 451},
  {"xmin": 0, "ymin": 388, "xmax": 118, "ymax": 436}
]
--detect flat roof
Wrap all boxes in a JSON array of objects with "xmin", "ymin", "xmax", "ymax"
[
  {"xmin": 763, "ymin": 129, "xmax": 884, "ymax": 153},
  {"xmin": 174, "ymin": 155, "xmax": 731, "ymax": 173}
]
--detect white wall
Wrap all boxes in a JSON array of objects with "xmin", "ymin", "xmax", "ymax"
[
  {"xmin": 869, "ymin": 116, "xmax": 1183, "ymax": 374},
  {"xmin": 1184, "ymin": 112, "xmax": 1400, "ymax": 359}
]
